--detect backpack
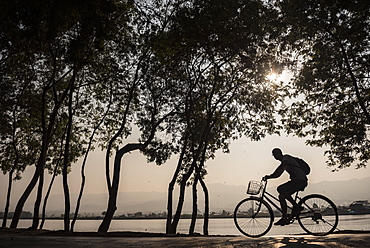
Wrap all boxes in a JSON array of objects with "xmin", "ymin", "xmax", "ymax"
[{"xmin": 294, "ymin": 157, "xmax": 311, "ymax": 175}]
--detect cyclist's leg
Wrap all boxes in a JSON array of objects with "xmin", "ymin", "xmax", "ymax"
[
  {"xmin": 278, "ymin": 194, "xmax": 288, "ymax": 215},
  {"xmin": 277, "ymin": 181, "xmax": 296, "ymax": 209},
  {"xmin": 278, "ymin": 180, "xmax": 307, "ymax": 218},
  {"xmin": 275, "ymin": 182, "xmax": 291, "ymax": 225},
  {"xmin": 284, "ymin": 180, "xmax": 307, "ymax": 216}
]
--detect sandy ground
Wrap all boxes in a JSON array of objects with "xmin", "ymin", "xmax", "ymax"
[{"xmin": 1, "ymin": 230, "xmax": 370, "ymax": 248}]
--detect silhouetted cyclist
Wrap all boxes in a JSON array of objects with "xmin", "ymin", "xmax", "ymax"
[{"xmin": 263, "ymin": 148, "xmax": 308, "ymax": 226}]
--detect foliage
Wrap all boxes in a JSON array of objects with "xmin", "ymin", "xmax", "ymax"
[
  {"xmin": 156, "ymin": 0, "xmax": 287, "ymax": 178},
  {"xmin": 1, "ymin": 0, "xmax": 135, "ymax": 229},
  {"xmin": 156, "ymin": 0, "xmax": 288, "ymax": 235},
  {"xmin": 278, "ymin": 0, "xmax": 370, "ymax": 169}
]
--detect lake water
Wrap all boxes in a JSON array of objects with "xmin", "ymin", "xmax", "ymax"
[{"xmin": 7, "ymin": 215, "xmax": 370, "ymax": 236}]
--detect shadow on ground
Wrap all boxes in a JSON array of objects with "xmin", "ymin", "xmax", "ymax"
[{"xmin": 0, "ymin": 229, "xmax": 369, "ymax": 248}]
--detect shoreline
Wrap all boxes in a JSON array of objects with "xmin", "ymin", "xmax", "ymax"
[{"xmin": 4, "ymin": 212, "xmax": 370, "ymax": 221}]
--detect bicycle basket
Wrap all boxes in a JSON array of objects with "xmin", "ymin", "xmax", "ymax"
[{"xmin": 247, "ymin": 180, "xmax": 263, "ymax": 195}]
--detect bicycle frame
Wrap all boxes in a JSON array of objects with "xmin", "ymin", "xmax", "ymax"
[{"xmin": 250, "ymin": 180, "xmax": 301, "ymax": 218}]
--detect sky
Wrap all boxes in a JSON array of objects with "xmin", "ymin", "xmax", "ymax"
[{"xmin": 1, "ymin": 134, "xmax": 369, "ymax": 203}]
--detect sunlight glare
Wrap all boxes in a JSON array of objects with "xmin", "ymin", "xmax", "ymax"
[{"xmin": 266, "ymin": 73, "xmax": 278, "ymax": 81}]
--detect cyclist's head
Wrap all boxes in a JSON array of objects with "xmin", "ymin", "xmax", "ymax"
[{"xmin": 272, "ymin": 148, "xmax": 283, "ymax": 161}]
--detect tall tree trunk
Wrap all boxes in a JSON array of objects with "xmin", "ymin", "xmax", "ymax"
[
  {"xmin": 98, "ymin": 143, "xmax": 144, "ymax": 232},
  {"xmin": 62, "ymin": 167, "xmax": 71, "ymax": 232},
  {"xmin": 199, "ymin": 176, "xmax": 209, "ymax": 236},
  {"xmin": 189, "ymin": 174, "xmax": 198, "ymax": 235},
  {"xmin": 62, "ymin": 76, "xmax": 76, "ymax": 232},
  {"xmin": 2, "ymin": 168, "xmax": 15, "ymax": 228},
  {"xmin": 198, "ymin": 142, "xmax": 209, "ymax": 236},
  {"xmin": 168, "ymin": 164, "xmax": 194, "ymax": 234},
  {"xmin": 166, "ymin": 168, "xmax": 178, "ymax": 234},
  {"xmin": 168, "ymin": 180, "xmax": 187, "ymax": 234},
  {"xmin": 31, "ymin": 170, "xmax": 44, "ymax": 229},
  {"xmin": 166, "ymin": 133, "xmax": 188, "ymax": 234}
]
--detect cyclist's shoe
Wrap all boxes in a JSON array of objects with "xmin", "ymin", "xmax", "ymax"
[
  {"xmin": 292, "ymin": 205, "xmax": 304, "ymax": 217},
  {"xmin": 274, "ymin": 217, "xmax": 289, "ymax": 226}
]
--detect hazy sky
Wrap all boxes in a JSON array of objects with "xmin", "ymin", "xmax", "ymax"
[{"xmin": 1, "ymin": 134, "xmax": 369, "ymax": 207}]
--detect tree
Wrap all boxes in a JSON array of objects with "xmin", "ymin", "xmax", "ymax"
[
  {"xmin": 159, "ymin": 0, "xmax": 286, "ymax": 235},
  {"xmin": 16, "ymin": 68, "xmax": 71, "ymax": 230},
  {"xmin": 278, "ymin": 0, "xmax": 370, "ymax": 169},
  {"xmin": 39, "ymin": 158, "xmax": 62, "ymax": 229},
  {"xmin": 0, "ymin": 73, "xmax": 38, "ymax": 227},
  {"xmin": 1, "ymin": 0, "xmax": 132, "ymax": 229},
  {"xmin": 70, "ymin": 82, "xmax": 114, "ymax": 232},
  {"xmin": 97, "ymin": 0, "xmax": 182, "ymax": 232}
]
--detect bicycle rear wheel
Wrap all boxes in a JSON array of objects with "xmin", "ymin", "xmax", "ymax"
[
  {"xmin": 297, "ymin": 194, "xmax": 339, "ymax": 236},
  {"xmin": 233, "ymin": 198, "xmax": 273, "ymax": 237}
]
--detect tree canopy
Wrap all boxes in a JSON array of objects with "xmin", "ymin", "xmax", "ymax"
[{"xmin": 278, "ymin": 0, "xmax": 370, "ymax": 169}]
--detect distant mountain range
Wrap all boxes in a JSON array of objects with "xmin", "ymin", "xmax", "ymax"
[{"xmin": 14, "ymin": 177, "xmax": 370, "ymax": 216}]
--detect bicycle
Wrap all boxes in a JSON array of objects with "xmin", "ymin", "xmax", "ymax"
[{"xmin": 234, "ymin": 179, "xmax": 339, "ymax": 237}]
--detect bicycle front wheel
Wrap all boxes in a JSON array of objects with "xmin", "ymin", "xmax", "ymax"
[
  {"xmin": 233, "ymin": 198, "xmax": 273, "ymax": 237},
  {"xmin": 297, "ymin": 194, "xmax": 339, "ymax": 236}
]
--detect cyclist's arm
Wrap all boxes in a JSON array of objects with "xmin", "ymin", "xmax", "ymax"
[{"xmin": 265, "ymin": 162, "xmax": 285, "ymax": 179}]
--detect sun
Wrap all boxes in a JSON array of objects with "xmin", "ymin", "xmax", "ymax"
[{"xmin": 266, "ymin": 73, "xmax": 278, "ymax": 81}]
